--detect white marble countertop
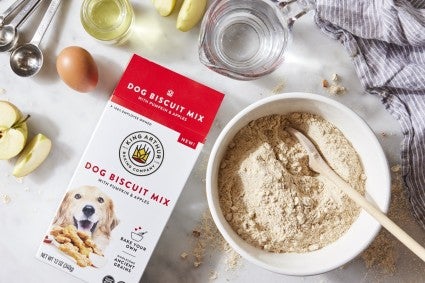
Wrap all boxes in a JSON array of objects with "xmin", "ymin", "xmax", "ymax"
[{"xmin": 1, "ymin": 0, "xmax": 424, "ymax": 282}]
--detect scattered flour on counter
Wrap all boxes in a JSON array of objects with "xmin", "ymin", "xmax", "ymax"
[
  {"xmin": 391, "ymin": 164, "xmax": 401, "ymax": 173},
  {"xmin": 1, "ymin": 194, "xmax": 11, "ymax": 204},
  {"xmin": 361, "ymin": 168, "xmax": 425, "ymax": 277},
  {"xmin": 184, "ymin": 210, "xmax": 242, "ymax": 278},
  {"xmin": 328, "ymin": 84, "xmax": 347, "ymax": 95},
  {"xmin": 362, "ymin": 231, "xmax": 396, "ymax": 274},
  {"xmin": 192, "ymin": 211, "xmax": 241, "ymax": 270},
  {"xmin": 271, "ymin": 81, "xmax": 285, "ymax": 94},
  {"xmin": 208, "ymin": 270, "xmax": 218, "ymax": 280},
  {"xmin": 218, "ymin": 113, "xmax": 365, "ymax": 253}
]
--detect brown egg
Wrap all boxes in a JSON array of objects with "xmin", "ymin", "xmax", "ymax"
[{"xmin": 56, "ymin": 46, "xmax": 99, "ymax": 93}]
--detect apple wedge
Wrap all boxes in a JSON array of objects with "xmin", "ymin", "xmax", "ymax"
[
  {"xmin": 152, "ymin": 0, "xmax": 177, "ymax": 16},
  {"xmin": 0, "ymin": 125, "xmax": 28, "ymax": 160},
  {"xmin": 176, "ymin": 0, "xmax": 207, "ymax": 32},
  {"xmin": 0, "ymin": 101, "xmax": 29, "ymax": 160},
  {"xmin": 13, "ymin": 133, "xmax": 52, "ymax": 177},
  {"xmin": 0, "ymin": 101, "xmax": 22, "ymax": 127}
]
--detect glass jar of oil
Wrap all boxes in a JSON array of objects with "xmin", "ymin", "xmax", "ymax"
[{"xmin": 81, "ymin": 0, "xmax": 134, "ymax": 44}]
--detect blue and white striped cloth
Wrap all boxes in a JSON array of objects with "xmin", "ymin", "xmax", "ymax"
[{"xmin": 314, "ymin": 0, "xmax": 425, "ymax": 229}]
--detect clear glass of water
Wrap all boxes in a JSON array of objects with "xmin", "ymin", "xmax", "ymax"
[{"xmin": 198, "ymin": 0, "xmax": 312, "ymax": 80}]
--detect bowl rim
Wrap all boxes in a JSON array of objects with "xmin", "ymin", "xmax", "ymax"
[{"xmin": 206, "ymin": 92, "xmax": 391, "ymax": 275}]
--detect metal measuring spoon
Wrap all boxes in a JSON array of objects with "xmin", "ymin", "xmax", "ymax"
[
  {"xmin": 0, "ymin": 0, "xmax": 42, "ymax": 52},
  {"xmin": 0, "ymin": 0, "xmax": 27, "ymax": 27},
  {"xmin": 10, "ymin": 0, "xmax": 62, "ymax": 77}
]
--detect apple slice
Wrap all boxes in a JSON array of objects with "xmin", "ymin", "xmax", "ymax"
[
  {"xmin": 0, "ymin": 101, "xmax": 29, "ymax": 160},
  {"xmin": 13, "ymin": 133, "xmax": 52, "ymax": 177},
  {"xmin": 176, "ymin": 0, "xmax": 207, "ymax": 32},
  {"xmin": 0, "ymin": 101, "xmax": 22, "ymax": 128},
  {"xmin": 152, "ymin": 0, "xmax": 177, "ymax": 16},
  {"xmin": 0, "ymin": 126, "xmax": 27, "ymax": 160}
]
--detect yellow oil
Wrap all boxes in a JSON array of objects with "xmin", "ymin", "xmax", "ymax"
[
  {"xmin": 91, "ymin": 0, "xmax": 121, "ymax": 28},
  {"xmin": 81, "ymin": 0, "xmax": 134, "ymax": 44}
]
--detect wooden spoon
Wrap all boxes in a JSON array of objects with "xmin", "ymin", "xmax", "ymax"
[{"xmin": 286, "ymin": 126, "xmax": 425, "ymax": 262}]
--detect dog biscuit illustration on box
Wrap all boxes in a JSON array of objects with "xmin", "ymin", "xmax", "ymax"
[{"xmin": 52, "ymin": 186, "xmax": 119, "ymax": 254}]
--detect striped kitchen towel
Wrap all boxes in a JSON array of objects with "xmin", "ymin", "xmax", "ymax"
[{"xmin": 314, "ymin": 0, "xmax": 425, "ymax": 229}]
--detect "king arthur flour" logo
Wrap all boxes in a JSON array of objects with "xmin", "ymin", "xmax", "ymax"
[{"xmin": 119, "ymin": 131, "xmax": 164, "ymax": 176}]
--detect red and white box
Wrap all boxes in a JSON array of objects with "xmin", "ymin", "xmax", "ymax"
[{"xmin": 36, "ymin": 55, "xmax": 224, "ymax": 283}]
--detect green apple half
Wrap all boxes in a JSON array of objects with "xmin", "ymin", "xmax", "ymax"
[
  {"xmin": 176, "ymin": 0, "xmax": 207, "ymax": 32},
  {"xmin": 152, "ymin": 0, "xmax": 177, "ymax": 16},
  {"xmin": 0, "ymin": 101, "xmax": 28, "ymax": 160},
  {"xmin": 13, "ymin": 133, "xmax": 52, "ymax": 177}
]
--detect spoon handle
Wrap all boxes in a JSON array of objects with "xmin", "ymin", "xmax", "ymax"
[
  {"xmin": 316, "ymin": 147, "xmax": 425, "ymax": 262},
  {"xmin": 286, "ymin": 126, "xmax": 425, "ymax": 262},
  {"xmin": 323, "ymin": 168, "xmax": 425, "ymax": 261},
  {"xmin": 8, "ymin": 0, "xmax": 41, "ymax": 28},
  {"xmin": 0, "ymin": 0, "xmax": 27, "ymax": 26},
  {"xmin": 30, "ymin": 0, "xmax": 62, "ymax": 46}
]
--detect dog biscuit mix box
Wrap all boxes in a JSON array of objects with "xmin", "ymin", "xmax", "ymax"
[{"xmin": 36, "ymin": 55, "xmax": 224, "ymax": 283}]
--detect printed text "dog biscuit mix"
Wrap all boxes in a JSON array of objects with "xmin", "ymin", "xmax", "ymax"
[{"xmin": 36, "ymin": 55, "xmax": 224, "ymax": 283}]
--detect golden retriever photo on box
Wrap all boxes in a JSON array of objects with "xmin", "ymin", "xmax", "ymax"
[{"xmin": 53, "ymin": 185, "xmax": 119, "ymax": 252}]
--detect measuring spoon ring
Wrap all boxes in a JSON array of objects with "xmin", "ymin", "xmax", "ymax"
[
  {"xmin": 0, "ymin": 0, "xmax": 27, "ymax": 27},
  {"xmin": 0, "ymin": 0, "xmax": 42, "ymax": 52},
  {"xmin": 10, "ymin": 0, "xmax": 62, "ymax": 77}
]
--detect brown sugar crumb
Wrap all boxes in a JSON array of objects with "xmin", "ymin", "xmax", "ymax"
[
  {"xmin": 322, "ymin": 74, "xmax": 346, "ymax": 95},
  {"xmin": 192, "ymin": 230, "xmax": 201, "ymax": 238},
  {"xmin": 180, "ymin": 252, "xmax": 188, "ymax": 259}
]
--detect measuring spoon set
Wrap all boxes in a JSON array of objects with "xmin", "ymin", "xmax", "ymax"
[{"xmin": 0, "ymin": 0, "xmax": 62, "ymax": 77}]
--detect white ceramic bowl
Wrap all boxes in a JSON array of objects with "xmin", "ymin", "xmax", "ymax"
[{"xmin": 206, "ymin": 92, "xmax": 390, "ymax": 275}]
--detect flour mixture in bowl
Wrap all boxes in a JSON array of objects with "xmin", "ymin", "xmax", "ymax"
[{"xmin": 218, "ymin": 113, "xmax": 366, "ymax": 253}]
